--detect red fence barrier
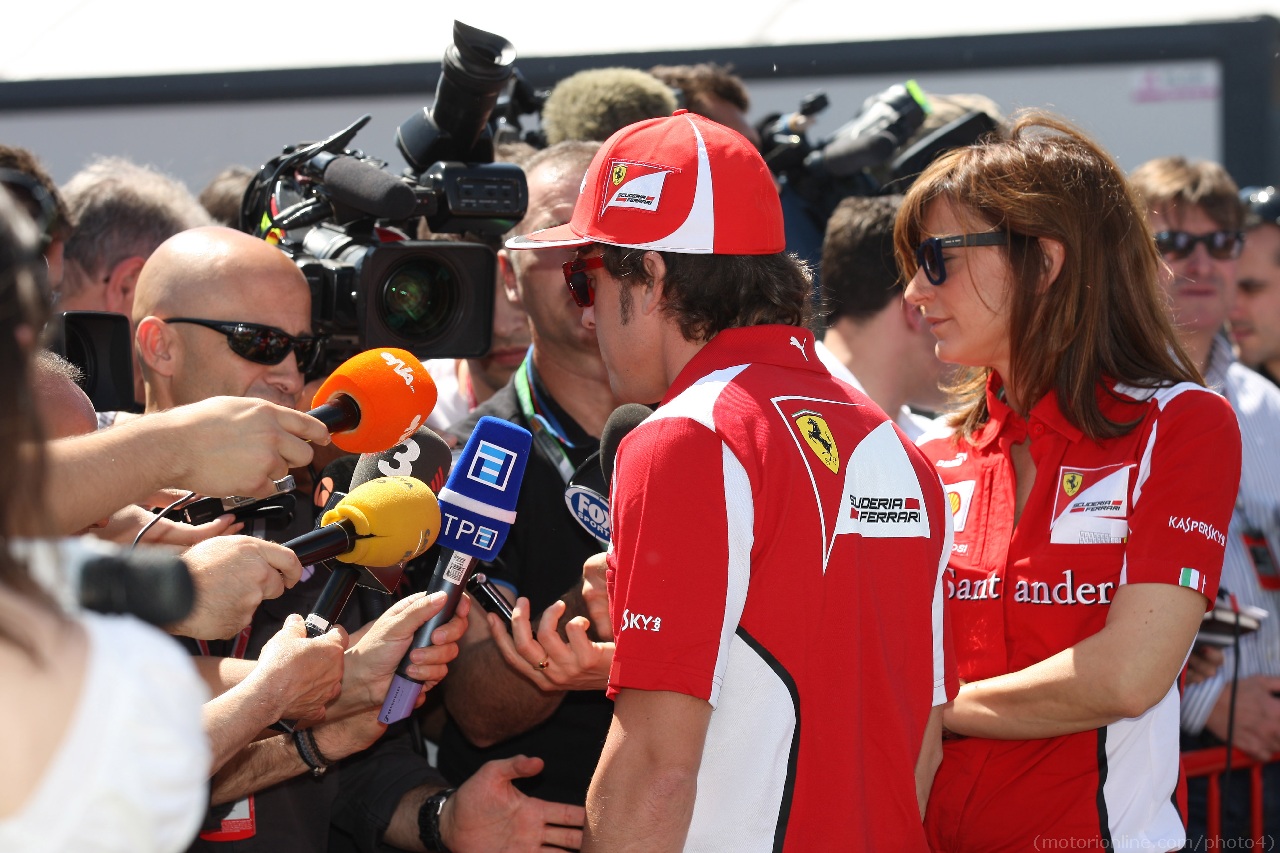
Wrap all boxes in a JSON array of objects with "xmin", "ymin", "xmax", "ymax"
[{"xmin": 1182, "ymin": 747, "xmax": 1280, "ymax": 845}]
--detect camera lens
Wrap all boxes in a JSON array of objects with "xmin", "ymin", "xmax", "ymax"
[{"xmin": 380, "ymin": 258, "xmax": 459, "ymax": 344}]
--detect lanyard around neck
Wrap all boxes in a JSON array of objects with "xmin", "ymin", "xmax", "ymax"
[{"xmin": 515, "ymin": 353, "xmax": 577, "ymax": 484}]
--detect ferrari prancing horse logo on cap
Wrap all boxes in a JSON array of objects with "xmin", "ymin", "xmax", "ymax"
[
  {"xmin": 611, "ymin": 164, "xmax": 628, "ymax": 186},
  {"xmin": 794, "ymin": 410, "xmax": 839, "ymax": 474}
]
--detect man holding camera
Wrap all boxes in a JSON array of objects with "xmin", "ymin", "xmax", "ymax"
[{"xmin": 506, "ymin": 111, "xmax": 954, "ymax": 851}]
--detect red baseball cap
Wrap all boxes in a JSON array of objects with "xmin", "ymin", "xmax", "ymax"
[{"xmin": 506, "ymin": 110, "xmax": 784, "ymax": 255}]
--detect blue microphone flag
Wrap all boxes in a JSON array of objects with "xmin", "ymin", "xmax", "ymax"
[{"xmin": 435, "ymin": 416, "xmax": 531, "ymax": 559}]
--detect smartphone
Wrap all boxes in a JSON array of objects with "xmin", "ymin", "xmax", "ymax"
[{"xmin": 467, "ymin": 573, "xmax": 514, "ymax": 629}]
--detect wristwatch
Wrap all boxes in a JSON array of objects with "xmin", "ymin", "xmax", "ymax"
[
  {"xmin": 417, "ymin": 787, "xmax": 456, "ymax": 853},
  {"xmin": 292, "ymin": 728, "xmax": 330, "ymax": 778}
]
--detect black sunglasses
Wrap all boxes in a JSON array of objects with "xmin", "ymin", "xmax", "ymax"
[
  {"xmin": 1153, "ymin": 230, "xmax": 1244, "ymax": 261},
  {"xmin": 563, "ymin": 256, "xmax": 605, "ymax": 308},
  {"xmin": 165, "ymin": 317, "xmax": 324, "ymax": 372},
  {"xmin": 915, "ymin": 232, "xmax": 1009, "ymax": 286}
]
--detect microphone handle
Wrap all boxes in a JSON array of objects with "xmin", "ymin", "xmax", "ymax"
[
  {"xmin": 277, "ymin": 563, "xmax": 360, "ymax": 733},
  {"xmin": 379, "ymin": 548, "xmax": 477, "ymax": 724},
  {"xmin": 308, "ymin": 394, "xmax": 360, "ymax": 433},
  {"xmin": 284, "ymin": 519, "xmax": 356, "ymax": 565},
  {"xmin": 304, "ymin": 563, "xmax": 360, "ymax": 638}
]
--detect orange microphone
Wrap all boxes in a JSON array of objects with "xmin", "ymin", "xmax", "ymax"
[{"xmin": 308, "ymin": 348, "xmax": 438, "ymax": 454}]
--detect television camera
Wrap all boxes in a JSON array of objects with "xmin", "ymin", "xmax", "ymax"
[{"xmin": 239, "ymin": 21, "xmax": 531, "ymax": 377}]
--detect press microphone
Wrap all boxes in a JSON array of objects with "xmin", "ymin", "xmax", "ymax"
[
  {"xmin": 600, "ymin": 404, "xmax": 653, "ymax": 493},
  {"xmin": 351, "ymin": 426, "xmax": 452, "ymax": 497},
  {"xmin": 565, "ymin": 452, "xmax": 609, "ymax": 548},
  {"xmin": 308, "ymin": 348, "xmax": 438, "ymax": 453},
  {"xmin": 304, "ymin": 427, "xmax": 455, "ymax": 638},
  {"xmin": 379, "ymin": 416, "xmax": 532, "ymax": 724},
  {"xmin": 18, "ymin": 537, "xmax": 194, "ymax": 627},
  {"xmin": 282, "ymin": 476, "xmax": 440, "ymax": 581},
  {"xmin": 307, "ymin": 152, "xmax": 418, "ymax": 220}
]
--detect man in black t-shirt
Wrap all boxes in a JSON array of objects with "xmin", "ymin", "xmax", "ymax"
[{"xmin": 437, "ymin": 140, "xmax": 624, "ymax": 805}]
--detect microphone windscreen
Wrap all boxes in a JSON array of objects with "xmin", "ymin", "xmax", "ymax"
[
  {"xmin": 322, "ymin": 156, "xmax": 418, "ymax": 220},
  {"xmin": 78, "ymin": 551, "xmax": 195, "ymax": 627},
  {"xmin": 351, "ymin": 426, "xmax": 452, "ymax": 495},
  {"xmin": 322, "ymin": 476, "xmax": 440, "ymax": 567},
  {"xmin": 311, "ymin": 348, "xmax": 438, "ymax": 454},
  {"xmin": 436, "ymin": 416, "xmax": 532, "ymax": 559},
  {"xmin": 314, "ymin": 454, "xmax": 359, "ymax": 510},
  {"xmin": 601, "ymin": 404, "xmax": 653, "ymax": 491}
]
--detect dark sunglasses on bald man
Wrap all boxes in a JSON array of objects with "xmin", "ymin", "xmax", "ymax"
[
  {"xmin": 915, "ymin": 232, "xmax": 1009, "ymax": 286},
  {"xmin": 165, "ymin": 317, "xmax": 325, "ymax": 372},
  {"xmin": 1153, "ymin": 230, "xmax": 1244, "ymax": 261},
  {"xmin": 563, "ymin": 256, "xmax": 605, "ymax": 308}
]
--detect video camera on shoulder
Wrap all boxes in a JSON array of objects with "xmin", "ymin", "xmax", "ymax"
[
  {"xmin": 238, "ymin": 21, "xmax": 530, "ymax": 377},
  {"xmin": 756, "ymin": 80, "xmax": 998, "ymax": 230}
]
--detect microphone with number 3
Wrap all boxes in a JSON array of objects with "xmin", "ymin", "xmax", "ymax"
[{"xmin": 379, "ymin": 416, "xmax": 532, "ymax": 724}]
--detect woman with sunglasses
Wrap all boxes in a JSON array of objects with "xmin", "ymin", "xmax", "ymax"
[{"xmin": 896, "ymin": 112, "xmax": 1241, "ymax": 851}]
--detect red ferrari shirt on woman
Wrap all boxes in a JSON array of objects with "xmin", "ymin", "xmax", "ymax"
[
  {"xmin": 606, "ymin": 326, "xmax": 955, "ymax": 852},
  {"xmin": 918, "ymin": 375, "xmax": 1240, "ymax": 853}
]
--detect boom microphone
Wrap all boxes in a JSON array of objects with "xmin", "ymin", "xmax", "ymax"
[
  {"xmin": 308, "ymin": 348, "xmax": 438, "ymax": 453},
  {"xmin": 308, "ymin": 152, "xmax": 418, "ymax": 220},
  {"xmin": 379, "ymin": 416, "xmax": 532, "ymax": 724}
]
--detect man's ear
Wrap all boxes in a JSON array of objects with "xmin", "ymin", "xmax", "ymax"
[
  {"xmin": 103, "ymin": 256, "xmax": 147, "ymax": 316},
  {"xmin": 497, "ymin": 250, "xmax": 522, "ymax": 306},
  {"xmin": 638, "ymin": 251, "xmax": 668, "ymax": 316},
  {"xmin": 134, "ymin": 316, "xmax": 178, "ymax": 378},
  {"xmin": 1039, "ymin": 237, "xmax": 1066, "ymax": 290}
]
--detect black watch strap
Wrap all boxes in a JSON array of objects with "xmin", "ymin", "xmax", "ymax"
[{"xmin": 418, "ymin": 787, "xmax": 456, "ymax": 853}]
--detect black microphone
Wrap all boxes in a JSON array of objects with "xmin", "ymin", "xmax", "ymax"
[
  {"xmin": 19, "ymin": 538, "xmax": 194, "ymax": 627},
  {"xmin": 304, "ymin": 428, "xmax": 454, "ymax": 639},
  {"xmin": 600, "ymin": 404, "xmax": 653, "ymax": 493},
  {"xmin": 309, "ymin": 152, "xmax": 418, "ymax": 220}
]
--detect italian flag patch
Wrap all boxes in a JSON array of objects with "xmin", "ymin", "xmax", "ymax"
[{"xmin": 1179, "ymin": 568, "xmax": 1202, "ymax": 591}]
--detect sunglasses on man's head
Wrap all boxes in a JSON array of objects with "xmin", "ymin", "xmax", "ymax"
[
  {"xmin": 563, "ymin": 256, "xmax": 605, "ymax": 308},
  {"xmin": 914, "ymin": 232, "xmax": 1009, "ymax": 286},
  {"xmin": 1152, "ymin": 230, "xmax": 1244, "ymax": 261},
  {"xmin": 164, "ymin": 317, "xmax": 324, "ymax": 372}
]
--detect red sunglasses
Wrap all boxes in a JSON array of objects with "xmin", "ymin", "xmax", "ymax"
[{"xmin": 563, "ymin": 256, "xmax": 605, "ymax": 307}]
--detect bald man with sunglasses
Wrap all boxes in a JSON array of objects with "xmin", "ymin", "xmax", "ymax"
[
  {"xmin": 122, "ymin": 225, "xmax": 582, "ymax": 853},
  {"xmin": 133, "ymin": 227, "xmax": 318, "ymax": 411}
]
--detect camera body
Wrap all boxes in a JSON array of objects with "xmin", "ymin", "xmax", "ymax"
[{"xmin": 240, "ymin": 22, "xmax": 530, "ymax": 377}]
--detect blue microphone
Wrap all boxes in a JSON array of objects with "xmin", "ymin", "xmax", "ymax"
[{"xmin": 379, "ymin": 416, "xmax": 532, "ymax": 724}]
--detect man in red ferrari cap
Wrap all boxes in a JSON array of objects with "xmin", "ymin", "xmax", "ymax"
[{"xmin": 507, "ymin": 110, "xmax": 956, "ymax": 852}]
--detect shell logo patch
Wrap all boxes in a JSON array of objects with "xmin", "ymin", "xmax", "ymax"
[
  {"xmin": 793, "ymin": 410, "xmax": 839, "ymax": 474},
  {"xmin": 1063, "ymin": 471, "xmax": 1083, "ymax": 497},
  {"xmin": 611, "ymin": 163, "xmax": 627, "ymax": 186},
  {"xmin": 948, "ymin": 491, "xmax": 962, "ymax": 515}
]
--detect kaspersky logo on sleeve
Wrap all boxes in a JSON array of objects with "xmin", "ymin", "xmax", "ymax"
[{"xmin": 601, "ymin": 160, "xmax": 676, "ymax": 215}]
